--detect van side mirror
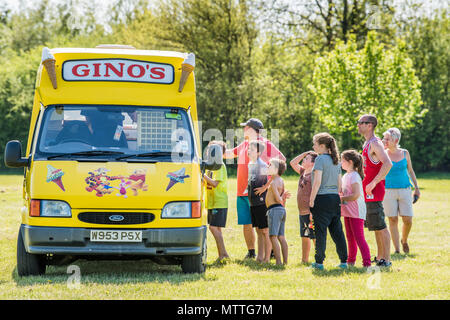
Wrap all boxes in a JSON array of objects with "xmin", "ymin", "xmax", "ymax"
[
  {"xmin": 4, "ymin": 140, "xmax": 29, "ymax": 168},
  {"xmin": 202, "ymin": 144, "xmax": 223, "ymax": 171}
]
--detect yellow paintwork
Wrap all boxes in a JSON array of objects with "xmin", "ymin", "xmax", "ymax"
[{"xmin": 22, "ymin": 47, "xmax": 206, "ymax": 229}]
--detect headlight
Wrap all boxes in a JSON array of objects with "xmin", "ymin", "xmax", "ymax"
[
  {"xmin": 161, "ymin": 202, "xmax": 191, "ymax": 218},
  {"xmin": 40, "ymin": 200, "xmax": 72, "ymax": 217}
]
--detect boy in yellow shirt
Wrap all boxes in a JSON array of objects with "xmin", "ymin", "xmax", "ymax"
[{"xmin": 203, "ymin": 141, "xmax": 229, "ymax": 261}]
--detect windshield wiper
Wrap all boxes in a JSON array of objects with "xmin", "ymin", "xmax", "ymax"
[
  {"xmin": 115, "ymin": 151, "xmax": 174, "ymax": 161},
  {"xmin": 47, "ymin": 150, "xmax": 125, "ymax": 160}
]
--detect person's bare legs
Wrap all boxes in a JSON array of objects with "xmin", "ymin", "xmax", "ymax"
[
  {"xmin": 278, "ymin": 235, "xmax": 288, "ymax": 265},
  {"xmin": 243, "ymin": 224, "xmax": 255, "ymax": 252},
  {"xmin": 376, "ymin": 228, "xmax": 391, "ymax": 262},
  {"xmin": 374, "ymin": 231, "xmax": 383, "ymax": 261},
  {"xmin": 388, "ymin": 216, "xmax": 401, "ymax": 253},
  {"xmin": 301, "ymin": 237, "xmax": 311, "ymax": 263},
  {"xmin": 255, "ymin": 228, "xmax": 264, "ymax": 262},
  {"xmin": 262, "ymin": 228, "xmax": 272, "ymax": 263},
  {"xmin": 270, "ymin": 235, "xmax": 282, "ymax": 265},
  {"xmin": 401, "ymin": 216, "xmax": 413, "ymax": 252},
  {"xmin": 209, "ymin": 226, "xmax": 229, "ymax": 259}
]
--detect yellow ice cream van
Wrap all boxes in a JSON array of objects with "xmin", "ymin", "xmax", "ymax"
[{"xmin": 5, "ymin": 45, "xmax": 222, "ymax": 275}]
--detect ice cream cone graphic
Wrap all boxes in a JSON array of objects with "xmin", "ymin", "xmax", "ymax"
[
  {"xmin": 178, "ymin": 53, "xmax": 195, "ymax": 92},
  {"xmin": 42, "ymin": 47, "xmax": 57, "ymax": 89},
  {"xmin": 46, "ymin": 165, "xmax": 65, "ymax": 191},
  {"xmin": 166, "ymin": 168, "xmax": 190, "ymax": 191}
]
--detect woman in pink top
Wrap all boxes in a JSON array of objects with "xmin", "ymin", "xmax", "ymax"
[{"xmin": 340, "ymin": 150, "xmax": 371, "ymax": 267}]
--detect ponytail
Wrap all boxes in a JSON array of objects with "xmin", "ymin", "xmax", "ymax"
[
  {"xmin": 313, "ymin": 133, "xmax": 340, "ymax": 165},
  {"xmin": 329, "ymin": 137, "xmax": 340, "ymax": 165}
]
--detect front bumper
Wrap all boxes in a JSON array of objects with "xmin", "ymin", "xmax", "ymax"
[{"xmin": 21, "ymin": 224, "xmax": 206, "ymax": 256}]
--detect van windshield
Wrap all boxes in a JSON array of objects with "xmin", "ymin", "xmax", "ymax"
[{"xmin": 35, "ymin": 105, "xmax": 195, "ymax": 162}]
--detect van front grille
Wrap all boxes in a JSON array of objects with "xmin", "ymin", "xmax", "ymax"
[{"xmin": 78, "ymin": 212, "xmax": 155, "ymax": 225}]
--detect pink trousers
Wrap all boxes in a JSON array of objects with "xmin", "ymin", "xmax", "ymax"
[{"xmin": 344, "ymin": 217, "xmax": 371, "ymax": 267}]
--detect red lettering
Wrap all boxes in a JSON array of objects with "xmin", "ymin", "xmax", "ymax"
[
  {"xmin": 127, "ymin": 64, "xmax": 145, "ymax": 78},
  {"xmin": 150, "ymin": 67, "xmax": 165, "ymax": 79},
  {"xmin": 93, "ymin": 63, "xmax": 101, "ymax": 77},
  {"xmin": 72, "ymin": 64, "xmax": 90, "ymax": 77},
  {"xmin": 105, "ymin": 63, "xmax": 124, "ymax": 78}
]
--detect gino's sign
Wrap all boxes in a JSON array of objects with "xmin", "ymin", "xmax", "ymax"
[{"xmin": 62, "ymin": 59, "xmax": 174, "ymax": 84}]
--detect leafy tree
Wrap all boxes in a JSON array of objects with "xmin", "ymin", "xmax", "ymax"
[
  {"xmin": 250, "ymin": 36, "xmax": 321, "ymax": 161},
  {"xmin": 402, "ymin": 13, "xmax": 450, "ymax": 171},
  {"xmin": 258, "ymin": 0, "xmax": 396, "ymax": 52},
  {"xmin": 0, "ymin": 47, "xmax": 42, "ymax": 169},
  {"xmin": 309, "ymin": 31, "xmax": 424, "ymax": 149}
]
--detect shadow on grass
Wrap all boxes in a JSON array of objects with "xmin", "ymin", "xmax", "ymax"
[
  {"xmin": 391, "ymin": 252, "xmax": 417, "ymax": 261},
  {"xmin": 310, "ymin": 265, "xmax": 393, "ymax": 278},
  {"xmin": 235, "ymin": 258, "xmax": 286, "ymax": 272},
  {"xmin": 12, "ymin": 259, "xmax": 211, "ymax": 287}
]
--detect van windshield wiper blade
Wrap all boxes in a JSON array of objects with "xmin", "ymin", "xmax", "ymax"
[
  {"xmin": 47, "ymin": 150, "xmax": 125, "ymax": 160},
  {"xmin": 116, "ymin": 151, "xmax": 173, "ymax": 161}
]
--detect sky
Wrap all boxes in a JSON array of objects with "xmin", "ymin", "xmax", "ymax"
[{"xmin": 1, "ymin": 0, "xmax": 448, "ymax": 22}]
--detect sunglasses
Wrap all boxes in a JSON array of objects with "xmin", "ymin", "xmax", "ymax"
[{"xmin": 357, "ymin": 120, "xmax": 373, "ymax": 125}]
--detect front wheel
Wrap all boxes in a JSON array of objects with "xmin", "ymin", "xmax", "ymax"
[
  {"xmin": 17, "ymin": 228, "xmax": 46, "ymax": 276},
  {"xmin": 181, "ymin": 236, "xmax": 207, "ymax": 274}
]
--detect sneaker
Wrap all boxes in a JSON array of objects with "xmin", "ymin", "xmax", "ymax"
[
  {"xmin": 244, "ymin": 251, "xmax": 256, "ymax": 259},
  {"xmin": 311, "ymin": 263, "xmax": 324, "ymax": 270},
  {"xmin": 376, "ymin": 259, "xmax": 392, "ymax": 268},
  {"xmin": 337, "ymin": 263, "xmax": 348, "ymax": 269}
]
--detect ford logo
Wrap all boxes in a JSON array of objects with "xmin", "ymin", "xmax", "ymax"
[{"xmin": 109, "ymin": 215, "xmax": 125, "ymax": 222}]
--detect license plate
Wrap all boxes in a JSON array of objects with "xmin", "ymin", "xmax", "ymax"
[{"xmin": 90, "ymin": 230, "xmax": 142, "ymax": 242}]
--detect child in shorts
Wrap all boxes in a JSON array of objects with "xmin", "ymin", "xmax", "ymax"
[
  {"xmin": 247, "ymin": 140, "xmax": 271, "ymax": 263},
  {"xmin": 203, "ymin": 141, "xmax": 229, "ymax": 262},
  {"xmin": 290, "ymin": 151, "xmax": 318, "ymax": 264},
  {"xmin": 266, "ymin": 158, "xmax": 288, "ymax": 265}
]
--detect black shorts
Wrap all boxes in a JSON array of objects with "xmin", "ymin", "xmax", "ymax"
[
  {"xmin": 364, "ymin": 201, "xmax": 387, "ymax": 231},
  {"xmin": 299, "ymin": 214, "xmax": 315, "ymax": 239},
  {"xmin": 250, "ymin": 205, "xmax": 268, "ymax": 229},
  {"xmin": 207, "ymin": 208, "xmax": 227, "ymax": 228}
]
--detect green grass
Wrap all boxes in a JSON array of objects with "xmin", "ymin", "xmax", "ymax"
[{"xmin": 0, "ymin": 173, "xmax": 449, "ymax": 299}]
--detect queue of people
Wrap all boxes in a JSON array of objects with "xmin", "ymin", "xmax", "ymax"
[{"xmin": 202, "ymin": 114, "xmax": 420, "ymax": 269}]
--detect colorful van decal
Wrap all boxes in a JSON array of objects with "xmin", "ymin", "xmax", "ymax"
[
  {"xmin": 46, "ymin": 165, "xmax": 66, "ymax": 191},
  {"xmin": 84, "ymin": 168, "xmax": 148, "ymax": 197},
  {"xmin": 166, "ymin": 168, "xmax": 190, "ymax": 191}
]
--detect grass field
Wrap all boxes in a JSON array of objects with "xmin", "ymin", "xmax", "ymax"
[{"xmin": 0, "ymin": 173, "xmax": 449, "ymax": 299}]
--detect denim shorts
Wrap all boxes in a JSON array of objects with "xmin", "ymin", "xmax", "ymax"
[{"xmin": 267, "ymin": 205, "xmax": 286, "ymax": 236}]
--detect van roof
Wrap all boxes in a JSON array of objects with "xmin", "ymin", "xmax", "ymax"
[{"xmin": 50, "ymin": 47, "xmax": 187, "ymax": 59}]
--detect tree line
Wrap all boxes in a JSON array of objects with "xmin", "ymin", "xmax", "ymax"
[{"xmin": 0, "ymin": 0, "xmax": 448, "ymax": 172}]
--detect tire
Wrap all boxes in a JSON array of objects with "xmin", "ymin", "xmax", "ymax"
[
  {"xmin": 181, "ymin": 235, "xmax": 207, "ymax": 274},
  {"xmin": 17, "ymin": 228, "xmax": 46, "ymax": 276}
]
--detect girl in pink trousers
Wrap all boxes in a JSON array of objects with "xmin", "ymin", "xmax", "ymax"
[{"xmin": 340, "ymin": 150, "xmax": 371, "ymax": 267}]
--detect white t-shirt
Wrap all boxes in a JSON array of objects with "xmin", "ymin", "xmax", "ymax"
[{"xmin": 341, "ymin": 171, "xmax": 367, "ymax": 220}]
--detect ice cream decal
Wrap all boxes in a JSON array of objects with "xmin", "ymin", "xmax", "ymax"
[
  {"xmin": 166, "ymin": 168, "xmax": 190, "ymax": 191},
  {"xmin": 46, "ymin": 165, "xmax": 65, "ymax": 191},
  {"xmin": 42, "ymin": 47, "xmax": 57, "ymax": 89},
  {"xmin": 178, "ymin": 53, "xmax": 195, "ymax": 92}
]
